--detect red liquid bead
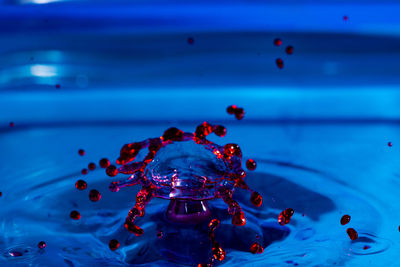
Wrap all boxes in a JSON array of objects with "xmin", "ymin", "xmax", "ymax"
[
  {"xmin": 249, "ymin": 242, "xmax": 264, "ymax": 254},
  {"xmin": 212, "ymin": 245, "xmax": 226, "ymax": 261},
  {"xmin": 340, "ymin": 214, "xmax": 351, "ymax": 225},
  {"xmin": 388, "ymin": 142, "xmax": 392, "ymax": 147},
  {"xmin": 78, "ymin": 149, "xmax": 85, "ymax": 156},
  {"xmin": 363, "ymin": 245, "xmax": 371, "ymax": 250},
  {"xmin": 246, "ymin": 159, "xmax": 257, "ymax": 171},
  {"xmin": 209, "ymin": 219, "xmax": 220, "ymax": 231},
  {"xmin": 276, "ymin": 58, "xmax": 284, "ymax": 69},
  {"xmin": 55, "ymin": 84, "xmax": 61, "ymax": 89},
  {"xmin": 9, "ymin": 122, "xmax": 14, "ymax": 127},
  {"xmin": 195, "ymin": 122, "xmax": 213, "ymax": 139},
  {"xmin": 234, "ymin": 108, "xmax": 245, "ymax": 120},
  {"xmin": 38, "ymin": 241, "xmax": 46, "ymax": 249},
  {"xmin": 227, "ymin": 105, "xmax": 237, "ymax": 114},
  {"xmin": 70, "ymin": 210, "xmax": 81, "ymax": 220},
  {"xmin": 81, "ymin": 168, "xmax": 88, "ymax": 175},
  {"xmin": 89, "ymin": 189, "xmax": 101, "ymax": 202},
  {"xmin": 157, "ymin": 230, "xmax": 163, "ymax": 239},
  {"xmin": 106, "ymin": 165, "xmax": 118, "ymax": 177},
  {"xmin": 347, "ymin": 228, "xmax": 358, "ymax": 240},
  {"xmin": 224, "ymin": 143, "xmax": 242, "ymax": 158},
  {"xmin": 343, "ymin": 15, "xmax": 348, "ymax": 21},
  {"xmin": 188, "ymin": 37, "xmax": 194, "ymax": 45},
  {"xmin": 213, "ymin": 125, "xmax": 227, "ymax": 137},
  {"xmin": 0, "ymin": 192, "xmax": 2, "ymax": 197},
  {"xmin": 286, "ymin": 45, "xmax": 294, "ymax": 55},
  {"xmin": 109, "ymin": 239, "xmax": 120, "ymax": 251},
  {"xmin": 250, "ymin": 192, "xmax": 263, "ymax": 207},
  {"xmin": 75, "ymin": 179, "xmax": 87, "ymax": 190},
  {"xmin": 162, "ymin": 127, "xmax": 184, "ymax": 142},
  {"xmin": 99, "ymin": 158, "xmax": 110, "ymax": 168},
  {"xmin": 88, "ymin": 162, "xmax": 96, "ymax": 170},
  {"xmin": 278, "ymin": 208, "xmax": 294, "ymax": 226},
  {"xmin": 232, "ymin": 211, "xmax": 246, "ymax": 226},
  {"xmin": 125, "ymin": 222, "xmax": 144, "ymax": 236},
  {"xmin": 273, "ymin": 38, "xmax": 282, "ymax": 46}
]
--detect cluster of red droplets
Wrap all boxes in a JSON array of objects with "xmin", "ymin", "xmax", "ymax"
[
  {"xmin": 340, "ymin": 214, "xmax": 358, "ymax": 241},
  {"xmin": 273, "ymin": 38, "xmax": 294, "ymax": 69},
  {"xmin": 226, "ymin": 105, "xmax": 245, "ymax": 120}
]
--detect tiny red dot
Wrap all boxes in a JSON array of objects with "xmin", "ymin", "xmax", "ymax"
[
  {"xmin": 88, "ymin": 162, "xmax": 96, "ymax": 170},
  {"xmin": 55, "ymin": 84, "xmax": 61, "ymax": 89},
  {"xmin": 78, "ymin": 149, "xmax": 85, "ymax": 156},
  {"xmin": 9, "ymin": 122, "xmax": 14, "ymax": 127},
  {"xmin": 187, "ymin": 37, "xmax": 194, "ymax": 45},
  {"xmin": 347, "ymin": 228, "xmax": 358, "ymax": 240},
  {"xmin": 81, "ymin": 169, "xmax": 88, "ymax": 175},
  {"xmin": 274, "ymin": 38, "xmax": 282, "ymax": 46},
  {"xmin": 89, "ymin": 189, "xmax": 101, "ymax": 202},
  {"xmin": 99, "ymin": 158, "xmax": 110, "ymax": 168},
  {"xmin": 286, "ymin": 45, "xmax": 294, "ymax": 55},
  {"xmin": 70, "ymin": 210, "xmax": 81, "ymax": 220},
  {"xmin": 38, "ymin": 241, "xmax": 46, "ymax": 249},
  {"xmin": 109, "ymin": 239, "xmax": 120, "ymax": 251},
  {"xmin": 75, "ymin": 180, "xmax": 87, "ymax": 190},
  {"xmin": 388, "ymin": 142, "xmax": 392, "ymax": 147},
  {"xmin": 106, "ymin": 165, "xmax": 118, "ymax": 177},
  {"xmin": 341, "ymin": 214, "xmax": 351, "ymax": 225},
  {"xmin": 343, "ymin": 15, "xmax": 348, "ymax": 21},
  {"xmin": 246, "ymin": 159, "xmax": 257, "ymax": 171},
  {"xmin": 276, "ymin": 58, "xmax": 284, "ymax": 69}
]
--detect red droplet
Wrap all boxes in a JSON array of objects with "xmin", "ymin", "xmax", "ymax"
[
  {"xmin": 195, "ymin": 122, "xmax": 213, "ymax": 139},
  {"xmin": 278, "ymin": 208, "xmax": 294, "ymax": 226},
  {"xmin": 9, "ymin": 122, "xmax": 14, "ymax": 127},
  {"xmin": 246, "ymin": 159, "xmax": 257, "ymax": 171},
  {"xmin": 274, "ymin": 38, "xmax": 282, "ymax": 46},
  {"xmin": 343, "ymin": 15, "xmax": 348, "ymax": 21},
  {"xmin": 38, "ymin": 241, "xmax": 46, "ymax": 249},
  {"xmin": 234, "ymin": 107, "xmax": 245, "ymax": 120},
  {"xmin": 286, "ymin": 45, "xmax": 294, "ymax": 55},
  {"xmin": 99, "ymin": 158, "xmax": 110, "ymax": 168},
  {"xmin": 224, "ymin": 143, "xmax": 242, "ymax": 158},
  {"xmin": 213, "ymin": 125, "xmax": 227, "ymax": 137},
  {"xmin": 106, "ymin": 165, "xmax": 118, "ymax": 177},
  {"xmin": 341, "ymin": 214, "xmax": 351, "ymax": 225},
  {"xmin": 187, "ymin": 37, "xmax": 194, "ymax": 45},
  {"xmin": 227, "ymin": 105, "xmax": 237, "ymax": 114},
  {"xmin": 55, "ymin": 84, "xmax": 61, "ymax": 89},
  {"xmin": 75, "ymin": 179, "xmax": 87, "ymax": 190},
  {"xmin": 70, "ymin": 210, "xmax": 81, "ymax": 220},
  {"xmin": 212, "ymin": 245, "xmax": 226, "ymax": 261},
  {"xmin": 78, "ymin": 149, "xmax": 85, "ymax": 156},
  {"xmin": 388, "ymin": 142, "xmax": 392, "ymax": 147},
  {"xmin": 0, "ymin": 192, "xmax": 2, "ymax": 197},
  {"xmin": 162, "ymin": 127, "xmax": 184, "ymax": 142},
  {"xmin": 232, "ymin": 211, "xmax": 246, "ymax": 226},
  {"xmin": 209, "ymin": 219, "xmax": 220, "ymax": 231},
  {"xmin": 81, "ymin": 168, "xmax": 88, "ymax": 175},
  {"xmin": 347, "ymin": 228, "xmax": 358, "ymax": 240},
  {"xmin": 249, "ymin": 242, "xmax": 264, "ymax": 254},
  {"xmin": 363, "ymin": 245, "xmax": 371, "ymax": 250},
  {"xmin": 250, "ymin": 192, "xmax": 263, "ymax": 207},
  {"xmin": 157, "ymin": 230, "xmax": 163, "ymax": 239},
  {"xmin": 88, "ymin": 162, "xmax": 96, "ymax": 170},
  {"xmin": 109, "ymin": 239, "xmax": 120, "ymax": 251},
  {"xmin": 125, "ymin": 222, "xmax": 144, "ymax": 236},
  {"xmin": 89, "ymin": 189, "xmax": 101, "ymax": 202},
  {"xmin": 276, "ymin": 58, "xmax": 284, "ymax": 69}
]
